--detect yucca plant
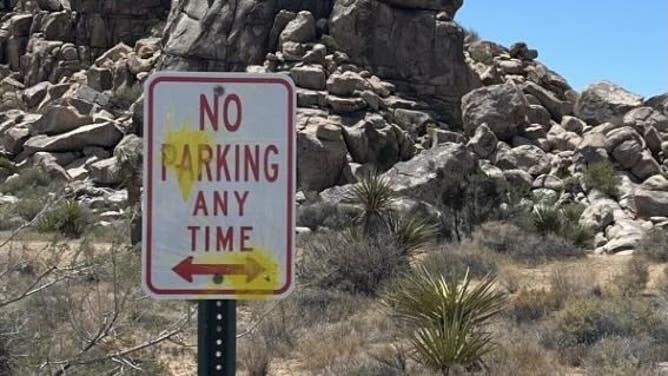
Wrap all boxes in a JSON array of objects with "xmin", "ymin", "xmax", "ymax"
[
  {"xmin": 383, "ymin": 267, "xmax": 506, "ymax": 374},
  {"xmin": 531, "ymin": 204, "xmax": 563, "ymax": 236},
  {"xmin": 345, "ymin": 172, "xmax": 395, "ymax": 234},
  {"xmin": 387, "ymin": 213, "xmax": 439, "ymax": 252}
]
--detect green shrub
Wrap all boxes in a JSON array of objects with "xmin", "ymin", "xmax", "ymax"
[
  {"xmin": 582, "ymin": 161, "xmax": 620, "ymax": 198},
  {"xmin": 0, "ymin": 167, "xmax": 52, "ymax": 196},
  {"xmin": 383, "ymin": 267, "xmax": 506, "ymax": 374},
  {"xmin": 637, "ymin": 228, "xmax": 668, "ymax": 262},
  {"xmin": 386, "ymin": 213, "xmax": 438, "ymax": 252},
  {"xmin": 345, "ymin": 173, "xmax": 395, "ymax": 234},
  {"xmin": 298, "ymin": 232, "xmax": 409, "ymax": 295},
  {"xmin": 12, "ymin": 195, "xmax": 48, "ymax": 221},
  {"xmin": 36, "ymin": 200, "xmax": 95, "ymax": 238}
]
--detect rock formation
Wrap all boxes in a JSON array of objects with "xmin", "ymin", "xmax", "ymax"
[{"xmin": 0, "ymin": 0, "xmax": 664, "ymax": 254}]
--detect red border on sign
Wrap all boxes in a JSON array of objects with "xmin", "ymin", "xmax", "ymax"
[{"xmin": 145, "ymin": 75, "xmax": 294, "ymax": 296}]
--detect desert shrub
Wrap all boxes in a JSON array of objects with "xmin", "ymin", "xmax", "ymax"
[
  {"xmin": 439, "ymin": 170, "xmax": 509, "ymax": 241},
  {"xmin": 614, "ymin": 256, "xmax": 650, "ymax": 297},
  {"xmin": 531, "ymin": 204, "xmax": 562, "ymax": 236},
  {"xmin": 296, "ymin": 202, "xmax": 360, "ymax": 231},
  {"xmin": 383, "ymin": 267, "xmax": 506, "ymax": 374},
  {"xmin": 548, "ymin": 297, "xmax": 666, "ymax": 352},
  {"xmin": 298, "ymin": 232, "xmax": 409, "ymax": 295},
  {"xmin": 36, "ymin": 200, "xmax": 95, "ymax": 238},
  {"xmin": 0, "ymin": 167, "xmax": 52, "ymax": 195},
  {"xmin": 238, "ymin": 337, "xmax": 271, "ymax": 376},
  {"xmin": 637, "ymin": 228, "xmax": 668, "ymax": 262},
  {"xmin": 475, "ymin": 222, "xmax": 584, "ymax": 264},
  {"xmin": 345, "ymin": 173, "xmax": 395, "ymax": 234},
  {"xmin": 509, "ymin": 289, "xmax": 563, "ymax": 323},
  {"xmin": 485, "ymin": 332, "xmax": 564, "ymax": 376},
  {"xmin": 422, "ymin": 243, "xmax": 498, "ymax": 281},
  {"xmin": 582, "ymin": 161, "xmax": 620, "ymax": 198},
  {"xmin": 12, "ymin": 194, "xmax": 48, "ymax": 221},
  {"xmin": 386, "ymin": 212, "xmax": 439, "ymax": 251},
  {"xmin": 582, "ymin": 336, "xmax": 656, "ymax": 376}
]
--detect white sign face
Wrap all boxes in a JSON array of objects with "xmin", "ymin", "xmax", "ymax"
[{"xmin": 142, "ymin": 72, "xmax": 295, "ymax": 300}]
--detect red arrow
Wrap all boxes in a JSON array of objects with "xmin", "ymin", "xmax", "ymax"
[{"xmin": 172, "ymin": 256, "xmax": 266, "ymax": 283}]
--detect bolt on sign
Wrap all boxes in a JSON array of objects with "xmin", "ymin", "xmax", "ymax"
[{"xmin": 143, "ymin": 72, "xmax": 295, "ymax": 300}]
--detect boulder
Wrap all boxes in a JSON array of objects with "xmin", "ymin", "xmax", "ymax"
[
  {"xmin": 341, "ymin": 114, "xmax": 409, "ymax": 169},
  {"xmin": 633, "ymin": 175, "xmax": 668, "ymax": 218},
  {"xmin": 86, "ymin": 66, "xmax": 113, "ymax": 92},
  {"xmin": 297, "ymin": 120, "xmax": 348, "ymax": 191},
  {"xmin": 467, "ymin": 123, "xmax": 497, "ymax": 158},
  {"xmin": 22, "ymin": 81, "xmax": 51, "ymax": 109},
  {"xmin": 326, "ymin": 95, "xmax": 366, "ymax": 113},
  {"xmin": 326, "ymin": 71, "xmax": 370, "ymax": 96},
  {"xmin": 509, "ymin": 42, "xmax": 538, "ymax": 61},
  {"xmin": 522, "ymin": 81, "xmax": 572, "ymax": 120},
  {"xmin": 329, "ymin": 0, "xmax": 479, "ymax": 123},
  {"xmin": 1, "ymin": 125, "xmax": 30, "ymax": 154},
  {"xmin": 623, "ymin": 106, "xmax": 668, "ymax": 133},
  {"xmin": 574, "ymin": 81, "xmax": 643, "ymax": 125},
  {"xmin": 561, "ymin": 115, "xmax": 586, "ymax": 134},
  {"xmin": 577, "ymin": 130, "xmax": 608, "ymax": 164},
  {"xmin": 278, "ymin": 10, "xmax": 316, "ymax": 47},
  {"xmin": 89, "ymin": 157, "xmax": 120, "ymax": 185},
  {"xmin": 579, "ymin": 199, "xmax": 616, "ymax": 231},
  {"xmin": 547, "ymin": 124, "xmax": 581, "ymax": 151},
  {"xmin": 290, "ymin": 65, "xmax": 327, "ymax": 90},
  {"xmin": 23, "ymin": 122, "xmax": 123, "ymax": 154},
  {"xmin": 526, "ymin": 104, "xmax": 551, "ymax": 126},
  {"xmin": 381, "ymin": 142, "xmax": 477, "ymax": 204},
  {"xmin": 461, "ymin": 83, "xmax": 528, "ymax": 140},
  {"xmin": 630, "ymin": 151, "xmax": 661, "ymax": 180},
  {"xmin": 30, "ymin": 105, "xmax": 92, "ymax": 136}
]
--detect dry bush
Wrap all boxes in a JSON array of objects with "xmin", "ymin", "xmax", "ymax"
[
  {"xmin": 0, "ymin": 236, "xmax": 192, "ymax": 375},
  {"xmin": 508, "ymin": 288, "xmax": 563, "ymax": 323},
  {"xmin": 293, "ymin": 307, "xmax": 389, "ymax": 372},
  {"xmin": 582, "ymin": 336, "xmax": 658, "ymax": 376},
  {"xmin": 614, "ymin": 256, "xmax": 650, "ymax": 297},
  {"xmin": 474, "ymin": 222, "xmax": 584, "ymax": 265},
  {"xmin": 297, "ymin": 231, "xmax": 410, "ymax": 295},
  {"xmin": 485, "ymin": 327, "xmax": 564, "ymax": 376},
  {"xmin": 637, "ymin": 228, "xmax": 668, "ymax": 262},
  {"xmin": 238, "ymin": 337, "xmax": 270, "ymax": 376},
  {"xmin": 296, "ymin": 202, "xmax": 360, "ymax": 231},
  {"xmin": 422, "ymin": 242, "xmax": 498, "ymax": 281},
  {"xmin": 542, "ymin": 296, "xmax": 668, "ymax": 366},
  {"xmin": 548, "ymin": 266, "xmax": 601, "ymax": 300}
]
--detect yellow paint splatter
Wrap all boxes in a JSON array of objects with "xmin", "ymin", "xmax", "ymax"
[
  {"xmin": 161, "ymin": 122, "xmax": 214, "ymax": 201},
  {"xmin": 197, "ymin": 248, "xmax": 280, "ymax": 300}
]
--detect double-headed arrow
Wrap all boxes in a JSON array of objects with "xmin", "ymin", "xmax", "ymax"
[{"xmin": 172, "ymin": 256, "xmax": 265, "ymax": 283}]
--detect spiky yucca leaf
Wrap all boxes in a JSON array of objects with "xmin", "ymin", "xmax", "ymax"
[
  {"xmin": 383, "ymin": 267, "xmax": 506, "ymax": 372},
  {"xmin": 345, "ymin": 173, "xmax": 395, "ymax": 231},
  {"xmin": 384, "ymin": 267, "xmax": 506, "ymax": 328},
  {"xmin": 531, "ymin": 204, "xmax": 562, "ymax": 235},
  {"xmin": 387, "ymin": 213, "xmax": 439, "ymax": 252}
]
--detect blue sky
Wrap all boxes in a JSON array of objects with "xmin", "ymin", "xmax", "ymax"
[{"xmin": 457, "ymin": 0, "xmax": 667, "ymax": 98}]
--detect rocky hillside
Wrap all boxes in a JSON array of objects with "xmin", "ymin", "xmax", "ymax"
[{"xmin": 0, "ymin": 0, "xmax": 666, "ymax": 254}]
